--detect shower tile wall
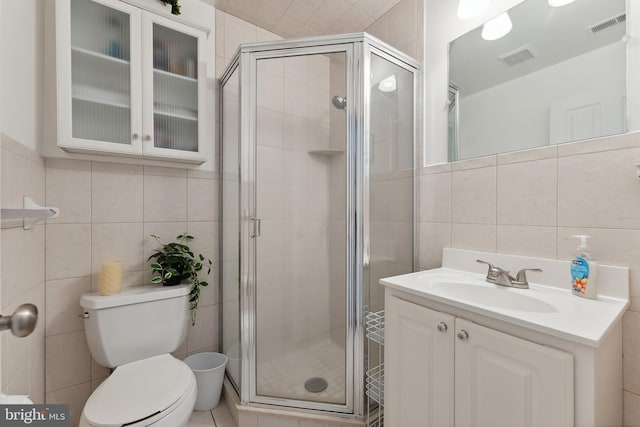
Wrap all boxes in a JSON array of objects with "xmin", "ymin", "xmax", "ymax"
[
  {"xmin": 41, "ymin": 159, "xmax": 219, "ymax": 425},
  {"xmin": 416, "ymin": 132, "xmax": 640, "ymax": 425},
  {"xmin": 1, "ymin": 134, "xmax": 46, "ymax": 405}
]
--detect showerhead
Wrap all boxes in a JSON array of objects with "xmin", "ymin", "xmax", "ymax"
[{"xmin": 331, "ymin": 95, "xmax": 347, "ymax": 110}]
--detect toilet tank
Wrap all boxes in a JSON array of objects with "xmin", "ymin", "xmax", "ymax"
[{"xmin": 79, "ymin": 284, "xmax": 190, "ymax": 367}]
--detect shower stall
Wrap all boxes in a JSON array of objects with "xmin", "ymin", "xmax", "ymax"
[{"xmin": 219, "ymin": 33, "xmax": 418, "ymax": 421}]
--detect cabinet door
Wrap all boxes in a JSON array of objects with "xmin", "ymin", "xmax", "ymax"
[
  {"xmin": 455, "ymin": 318, "xmax": 574, "ymax": 427},
  {"xmin": 56, "ymin": 0, "xmax": 143, "ymax": 155},
  {"xmin": 385, "ymin": 295, "xmax": 455, "ymax": 427},
  {"xmin": 141, "ymin": 13, "xmax": 206, "ymax": 163}
]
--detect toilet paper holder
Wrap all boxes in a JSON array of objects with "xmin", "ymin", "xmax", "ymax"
[{"xmin": 0, "ymin": 304, "xmax": 38, "ymax": 337}]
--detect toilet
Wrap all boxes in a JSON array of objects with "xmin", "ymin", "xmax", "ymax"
[{"xmin": 78, "ymin": 284, "xmax": 197, "ymax": 427}]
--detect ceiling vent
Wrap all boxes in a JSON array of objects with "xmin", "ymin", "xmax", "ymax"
[
  {"xmin": 588, "ymin": 12, "xmax": 626, "ymax": 34},
  {"xmin": 498, "ymin": 45, "xmax": 536, "ymax": 66}
]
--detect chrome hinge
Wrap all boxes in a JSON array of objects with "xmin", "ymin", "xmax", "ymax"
[{"xmin": 251, "ymin": 217, "xmax": 261, "ymax": 238}]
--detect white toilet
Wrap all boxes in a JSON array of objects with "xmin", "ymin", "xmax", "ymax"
[{"xmin": 78, "ymin": 284, "xmax": 197, "ymax": 427}]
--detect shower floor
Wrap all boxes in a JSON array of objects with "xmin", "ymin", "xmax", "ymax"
[{"xmin": 256, "ymin": 338, "xmax": 346, "ymax": 404}]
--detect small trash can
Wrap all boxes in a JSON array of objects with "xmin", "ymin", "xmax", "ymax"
[{"xmin": 184, "ymin": 352, "xmax": 228, "ymax": 410}]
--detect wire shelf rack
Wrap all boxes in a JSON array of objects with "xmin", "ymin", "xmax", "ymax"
[
  {"xmin": 366, "ymin": 310, "xmax": 385, "ymax": 345},
  {"xmin": 366, "ymin": 308, "xmax": 385, "ymax": 426},
  {"xmin": 366, "ymin": 363, "xmax": 384, "ymax": 406},
  {"xmin": 368, "ymin": 411, "xmax": 384, "ymax": 427}
]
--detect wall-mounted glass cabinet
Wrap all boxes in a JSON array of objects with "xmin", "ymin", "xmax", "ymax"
[{"xmin": 55, "ymin": 0, "xmax": 206, "ymax": 164}]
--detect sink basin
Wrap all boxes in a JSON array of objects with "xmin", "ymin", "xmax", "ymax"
[
  {"xmin": 380, "ymin": 249, "xmax": 631, "ymax": 346},
  {"xmin": 432, "ymin": 282, "xmax": 557, "ymax": 313}
]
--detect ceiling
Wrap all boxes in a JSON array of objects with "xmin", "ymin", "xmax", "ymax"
[
  {"xmin": 449, "ymin": 0, "xmax": 626, "ymax": 96},
  {"xmin": 204, "ymin": 0, "xmax": 403, "ymax": 38}
]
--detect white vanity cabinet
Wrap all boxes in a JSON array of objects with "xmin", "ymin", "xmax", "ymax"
[
  {"xmin": 454, "ymin": 317, "xmax": 573, "ymax": 427},
  {"xmin": 385, "ymin": 295, "xmax": 455, "ymax": 427},
  {"xmin": 55, "ymin": 0, "xmax": 206, "ymax": 164},
  {"xmin": 385, "ymin": 294, "xmax": 574, "ymax": 427}
]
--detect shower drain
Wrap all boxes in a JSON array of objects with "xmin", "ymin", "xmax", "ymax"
[{"xmin": 304, "ymin": 377, "xmax": 328, "ymax": 393}]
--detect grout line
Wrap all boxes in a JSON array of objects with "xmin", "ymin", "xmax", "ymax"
[
  {"xmin": 449, "ymin": 168, "xmax": 453, "ymax": 250},
  {"xmin": 555, "ymin": 152, "xmax": 559, "ymax": 260},
  {"xmin": 494, "ymin": 163, "xmax": 498, "ymax": 253}
]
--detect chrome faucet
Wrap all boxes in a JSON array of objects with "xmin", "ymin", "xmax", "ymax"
[{"xmin": 476, "ymin": 260, "xmax": 542, "ymax": 289}]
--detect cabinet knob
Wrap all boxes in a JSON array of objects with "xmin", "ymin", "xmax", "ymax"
[
  {"xmin": 132, "ymin": 133, "xmax": 139, "ymax": 140},
  {"xmin": 144, "ymin": 135, "xmax": 152, "ymax": 142},
  {"xmin": 436, "ymin": 322, "xmax": 448, "ymax": 332},
  {"xmin": 457, "ymin": 329, "xmax": 469, "ymax": 340}
]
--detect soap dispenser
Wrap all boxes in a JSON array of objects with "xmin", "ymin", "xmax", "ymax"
[{"xmin": 570, "ymin": 235, "xmax": 598, "ymax": 299}]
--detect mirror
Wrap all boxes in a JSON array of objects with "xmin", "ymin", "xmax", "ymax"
[{"xmin": 448, "ymin": 0, "xmax": 626, "ymax": 161}]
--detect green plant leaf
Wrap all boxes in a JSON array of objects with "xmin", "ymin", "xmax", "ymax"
[{"xmin": 147, "ymin": 233, "xmax": 212, "ymax": 325}]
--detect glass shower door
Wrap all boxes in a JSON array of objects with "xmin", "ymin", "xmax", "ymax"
[{"xmin": 253, "ymin": 49, "xmax": 349, "ymax": 408}]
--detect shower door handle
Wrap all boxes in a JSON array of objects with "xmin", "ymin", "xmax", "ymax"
[{"xmin": 251, "ymin": 218, "xmax": 261, "ymax": 238}]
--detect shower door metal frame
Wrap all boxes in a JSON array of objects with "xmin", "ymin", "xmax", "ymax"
[
  {"xmin": 239, "ymin": 38, "xmax": 360, "ymax": 415},
  {"xmin": 220, "ymin": 32, "xmax": 420, "ymax": 419},
  {"xmin": 219, "ymin": 58, "xmax": 242, "ymax": 395}
]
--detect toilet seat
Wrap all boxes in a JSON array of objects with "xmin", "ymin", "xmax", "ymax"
[{"xmin": 83, "ymin": 354, "xmax": 195, "ymax": 427}]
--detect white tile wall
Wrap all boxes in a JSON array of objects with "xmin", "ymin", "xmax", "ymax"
[
  {"xmin": 143, "ymin": 174, "xmax": 188, "ymax": 222},
  {"xmin": 1, "ymin": 134, "xmax": 46, "ymax": 404},
  {"xmin": 418, "ymin": 131, "xmax": 640, "ymax": 424},
  {"xmin": 91, "ymin": 165, "xmax": 143, "ymax": 223},
  {"xmin": 497, "ymin": 158, "xmax": 557, "ymax": 226},
  {"xmin": 40, "ymin": 158, "xmax": 220, "ymax": 425}
]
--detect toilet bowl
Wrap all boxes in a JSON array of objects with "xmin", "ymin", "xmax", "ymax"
[
  {"xmin": 79, "ymin": 354, "xmax": 196, "ymax": 427},
  {"xmin": 78, "ymin": 284, "xmax": 196, "ymax": 427}
]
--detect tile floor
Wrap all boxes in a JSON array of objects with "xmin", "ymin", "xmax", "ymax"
[
  {"xmin": 256, "ymin": 339, "xmax": 346, "ymax": 403},
  {"xmin": 185, "ymin": 339, "xmax": 346, "ymax": 427},
  {"xmin": 186, "ymin": 400, "xmax": 235, "ymax": 427}
]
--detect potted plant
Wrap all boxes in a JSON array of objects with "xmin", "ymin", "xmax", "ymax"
[
  {"xmin": 160, "ymin": 0, "xmax": 181, "ymax": 15},
  {"xmin": 148, "ymin": 234, "xmax": 212, "ymax": 325}
]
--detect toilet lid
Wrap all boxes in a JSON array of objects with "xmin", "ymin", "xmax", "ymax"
[{"xmin": 84, "ymin": 354, "xmax": 194, "ymax": 427}]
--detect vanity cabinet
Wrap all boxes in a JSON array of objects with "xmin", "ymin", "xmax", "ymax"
[
  {"xmin": 385, "ymin": 295, "xmax": 574, "ymax": 427},
  {"xmin": 55, "ymin": 0, "xmax": 206, "ymax": 163}
]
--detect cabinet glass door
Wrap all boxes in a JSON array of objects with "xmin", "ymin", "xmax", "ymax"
[
  {"xmin": 144, "ymin": 18, "xmax": 201, "ymax": 159},
  {"xmin": 69, "ymin": 0, "xmax": 139, "ymax": 147}
]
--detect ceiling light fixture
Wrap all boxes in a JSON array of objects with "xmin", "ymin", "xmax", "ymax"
[
  {"xmin": 481, "ymin": 12, "xmax": 513, "ymax": 41},
  {"xmin": 548, "ymin": 0, "xmax": 576, "ymax": 7},
  {"xmin": 457, "ymin": 0, "xmax": 490, "ymax": 20},
  {"xmin": 378, "ymin": 75, "xmax": 397, "ymax": 92}
]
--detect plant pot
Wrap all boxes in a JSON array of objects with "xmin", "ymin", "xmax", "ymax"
[
  {"xmin": 161, "ymin": 264, "xmax": 185, "ymax": 286},
  {"xmin": 163, "ymin": 275, "xmax": 183, "ymax": 286}
]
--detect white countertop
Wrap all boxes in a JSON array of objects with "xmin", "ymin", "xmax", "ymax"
[{"xmin": 380, "ymin": 249, "xmax": 630, "ymax": 347}]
